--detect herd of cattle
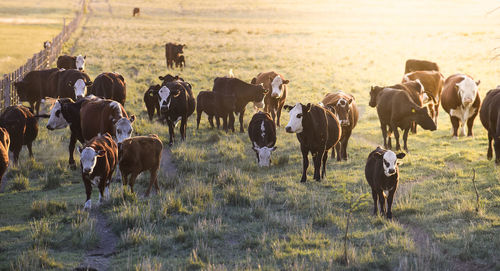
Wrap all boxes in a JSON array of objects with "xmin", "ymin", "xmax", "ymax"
[{"xmin": 1, "ymin": 51, "xmax": 499, "ymax": 218}]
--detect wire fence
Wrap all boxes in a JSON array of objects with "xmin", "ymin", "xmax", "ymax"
[{"xmin": 0, "ymin": 0, "xmax": 87, "ymax": 111}]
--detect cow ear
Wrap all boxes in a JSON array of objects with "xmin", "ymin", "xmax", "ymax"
[
  {"xmin": 159, "ymin": 76, "xmax": 165, "ymax": 80},
  {"xmin": 85, "ymin": 81, "xmax": 93, "ymax": 86},
  {"xmin": 271, "ymin": 146, "xmax": 277, "ymax": 151},
  {"xmin": 129, "ymin": 115, "xmax": 135, "ymax": 123},
  {"xmin": 175, "ymin": 75, "xmax": 179, "ymax": 80},
  {"xmin": 304, "ymin": 103, "xmax": 312, "ymax": 113},
  {"xmin": 251, "ymin": 78, "xmax": 257, "ymax": 84},
  {"xmin": 396, "ymin": 153, "xmax": 406, "ymax": 159},
  {"xmin": 283, "ymin": 79, "xmax": 290, "ymax": 84},
  {"xmin": 96, "ymin": 150, "xmax": 105, "ymax": 157},
  {"xmin": 283, "ymin": 105, "xmax": 293, "ymax": 112},
  {"xmin": 182, "ymin": 44, "xmax": 186, "ymax": 48},
  {"xmin": 374, "ymin": 146, "xmax": 384, "ymax": 156},
  {"xmin": 476, "ymin": 80, "xmax": 481, "ymax": 86},
  {"xmin": 84, "ymin": 55, "xmax": 86, "ymax": 59}
]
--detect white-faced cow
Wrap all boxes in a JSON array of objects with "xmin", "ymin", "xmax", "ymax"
[
  {"xmin": 480, "ymin": 88, "xmax": 500, "ymax": 163},
  {"xmin": 248, "ymin": 112, "xmax": 277, "ymax": 167},
  {"xmin": 79, "ymin": 133, "xmax": 117, "ymax": 209},
  {"xmin": 365, "ymin": 146, "xmax": 405, "ymax": 219},
  {"xmin": 49, "ymin": 69, "xmax": 92, "ymax": 100},
  {"xmin": 441, "ymin": 74, "xmax": 481, "ymax": 138},
  {"xmin": 57, "ymin": 54, "xmax": 86, "ymax": 71},
  {"xmin": 284, "ymin": 103, "xmax": 341, "ymax": 182},
  {"xmin": 251, "ymin": 71, "xmax": 289, "ymax": 126}
]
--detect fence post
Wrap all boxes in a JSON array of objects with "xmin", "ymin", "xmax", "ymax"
[
  {"xmin": 63, "ymin": 18, "xmax": 66, "ymax": 38},
  {"xmin": 4, "ymin": 75, "xmax": 10, "ymax": 108}
]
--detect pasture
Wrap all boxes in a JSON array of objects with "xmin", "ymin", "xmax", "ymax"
[{"xmin": 1, "ymin": 0, "xmax": 500, "ymax": 270}]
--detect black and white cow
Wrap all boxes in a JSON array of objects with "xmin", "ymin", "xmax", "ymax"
[{"xmin": 248, "ymin": 112, "xmax": 277, "ymax": 167}]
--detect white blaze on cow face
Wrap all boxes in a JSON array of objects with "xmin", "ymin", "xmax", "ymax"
[
  {"xmin": 158, "ymin": 86, "xmax": 172, "ymax": 110},
  {"xmin": 382, "ymin": 151, "xmax": 398, "ymax": 177},
  {"xmin": 253, "ymin": 142, "xmax": 276, "ymax": 167},
  {"xmin": 76, "ymin": 55, "xmax": 85, "ymax": 71},
  {"xmin": 285, "ymin": 103, "xmax": 303, "ymax": 133},
  {"xmin": 456, "ymin": 76, "xmax": 478, "ymax": 106},
  {"xmin": 74, "ymin": 79, "xmax": 86, "ymax": 98},
  {"xmin": 46, "ymin": 101, "xmax": 68, "ymax": 130},
  {"xmin": 115, "ymin": 116, "xmax": 135, "ymax": 143},
  {"xmin": 80, "ymin": 147, "xmax": 104, "ymax": 175},
  {"xmin": 271, "ymin": 75, "xmax": 283, "ymax": 98}
]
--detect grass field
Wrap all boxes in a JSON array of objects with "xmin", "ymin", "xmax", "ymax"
[{"xmin": 1, "ymin": 0, "xmax": 500, "ymax": 270}]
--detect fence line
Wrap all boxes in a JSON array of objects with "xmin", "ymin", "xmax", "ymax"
[{"xmin": 0, "ymin": 0, "xmax": 87, "ymax": 111}]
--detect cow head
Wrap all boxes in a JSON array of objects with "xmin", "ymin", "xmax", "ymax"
[
  {"xmin": 69, "ymin": 78, "xmax": 91, "ymax": 99},
  {"xmin": 369, "ymin": 86, "xmax": 384, "ymax": 107},
  {"xmin": 251, "ymin": 83, "xmax": 267, "ymax": 108},
  {"xmin": 75, "ymin": 55, "xmax": 86, "ymax": 71},
  {"xmin": 284, "ymin": 103, "xmax": 311, "ymax": 133},
  {"xmin": 374, "ymin": 147, "xmax": 405, "ymax": 177},
  {"xmin": 43, "ymin": 41, "xmax": 52, "ymax": 49},
  {"xmin": 411, "ymin": 107, "xmax": 437, "ymax": 131},
  {"xmin": 46, "ymin": 99, "xmax": 69, "ymax": 130},
  {"xmin": 177, "ymin": 44, "xmax": 186, "ymax": 54},
  {"xmin": 115, "ymin": 115, "xmax": 135, "ymax": 143},
  {"xmin": 332, "ymin": 97, "xmax": 353, "ymax": 127},
  {"xmin": 270, "ymin": 75, "xmax": 289, "ymax": 98},
  {"xmin": 455, "ymin": 76, "xmax": 479, "ymax": 107},
  {"xmin": 158, "ymin": 84, "xmax": 181, "ymax": 111},
  {"xmin": 13, "ymin": 81, "xmax": 28, "ymax": 101},
  {"xmin": 252, "ymin": 142, "xmax": 276, "ymax": 167},
  {"xmin": 79, "ymin": 146, "xmax": 105, "ymax": 175}
]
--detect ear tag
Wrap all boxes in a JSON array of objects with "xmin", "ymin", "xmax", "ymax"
[{"xmin": 411, "ymin": 108, "xmax": 415, "ymax": 113}]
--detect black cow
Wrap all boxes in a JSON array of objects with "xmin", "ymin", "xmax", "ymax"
[
  {"xmin": 212, "ymin": 77, "xmax": 267, "ymax": 133},
  {"xmin": 13, "ymin": 68, "xmax": 59, "ymax": 114},
  {"xmin": 175, "ymin": 55, "xmax": 185, "ymax": 69},
  {"xmin": 88, "ymin": 72, "xmax": 126, "ymax": 105},
  {"xmin": 284, "ymin": 103, "xmax": 341, "ymax": 182},
  {"xmin": 144, "ymin": 84, "xmax": 161, "ymax": 121},
  {"xmin": 365, "ymin": 146, "xmax": 405, "ymax": 219},
  {"xmin": 0, "ymin": 105, "xmax": 38, "ymax": 164},
  {"xmin": 480, "ymin": 88, "xmax": 500, "ymax": 163},
  {"xmin": 248, "ymin": 112, "xmax": 277, "ymax": 167}
]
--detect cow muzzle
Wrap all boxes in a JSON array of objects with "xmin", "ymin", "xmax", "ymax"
[
  {"xmin": 46, "ymin": 125, "xmax": 54, "ymax": 131},
  {"xmin": 285, "ymin": 126, "xmax": 292, "ymax": 133},
  {"xmin": 271, "ymin": 92, "xmax": 279, "ymax": 98},
  {"xmin": 463, "ymin": 98, "xmax": 473, "ymax": 106},
  {"xmin": 78, "ymin": 67, "xmax": 83, "ymax": 71},
  {"xmin": 340, "ymin": 120, "xmax": 350, "ymax": 127},
  {"xmin": 82, "ymin": 168, "xmax": 92, "ymax": 174}
]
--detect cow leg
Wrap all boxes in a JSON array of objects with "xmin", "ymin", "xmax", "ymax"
[
  {"xmin": 148, "ymin": 168, "xmax": 160, "ymax": 196},
  {"xmin": 312, "ymin": 152, "xmax": 322, "ymax": 182},
  {"xmin": 402, "ymin": 128, "xmax": 410, "ymax": 152},
  {"xmin": 168, "ymin": 121, "xmax": 175, "ymax": 146},
  {"xmin": 378, "ymin": 190, "xmax": 386, "ymax": 216},
  {"xmin": 487, "ymin": 131, "xmax": 493, "ymax": 160},
  {"xmin": 11, "ymin": 149, "xmax": 20, "ymax": 166},
  {"xmin": 128, "ymin": 173, "xmax": 139, "ymax": 194},
  {"xmin": 239, "ymin": 110, "xmax": 245, "ymax": 133},
  {"xmin": 321, "ymin": 150, "xmax": 328, "ymax": 179},
  {"xmin": 495, "ymin": 138, "xmax": 500, "ymax": 164},
  {"xmin": 341, "ymin": 130, "xmax": 351, "ymax": 160},
  {"xmin": 387, "ymin": 127, "xmax": 393, "ymax": 150},
  {"xmin": 229, "ymin": 112, "xmax": 236, "ymax": 133},
  {"xmin": 392, "ymin": 125, "xmax": 401, "ymax": 151},
  {"xmin": 27, "ymin": 142, "xmax": 34, "ymax": 158},
  {"xmin": 83, "ymin": 179, "xmax": 92, "ymax": 209},
  {"xmin": 180, "ymin": 117, "xmax": 187, "ymax": 141},
  {"xmin": 381, "ymin": 123, "xmax": 388, "ymax": 149},
  {"xmin": 208, "ymin": 115, "xmax": 215, "ymax": 129},
  {"xmin": 300, "ymin": 147, "xmax": 309, "ymax": 183},
  {"xmin": 270, "ymin": 108, "xmax": 276, "ymax": 126},
  {"xmin": 196, "ymin": 111, "xmax": 202, "ymax": 129},
  {"xmin": 371, "ymin": 188, "xmax": 379, "ymax": 215},
  {"xmin": 68, "ymin": 134, "xmax": 77, "ymax": 169},
  {"xmin": 466, "ymin": 116, "xmax": 475, "ymax": 137},
  {"xmin": 450, "ymin": 116, "xmax": 460, "ymax": 137},
  {"xmin": 215, "ymin": 116, "xmax": 221, "ymax": 129},
  {"xmin": 335, "ymin": 143, "xmax": 341, "ymax": 162},
  {"xmin": 386, "ymin": 188, "xmax": 396, "ymax": 219},
  {"xmin": 411, "ymin": 121, "xmax": 417, "ymax": 134},
  {"xmin": 276, "ymin": 105, "xmax": 283, "ymax": 127},
  {"xmin": 434, "ymin": 103, "xmax": 439, "ymax": 127}
]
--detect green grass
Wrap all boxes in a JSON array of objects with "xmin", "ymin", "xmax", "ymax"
[{"xmin": 0, "ymin": 0, "xmax": 500, "ymax": 270}]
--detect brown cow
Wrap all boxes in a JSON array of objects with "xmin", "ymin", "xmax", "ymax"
[
  {"xmin": 441, "ymin": 74, "xmax": 481, "ymax": 138},
  {"xmin": 57, "ymin": 55, "xmax": 86, "ymax": 71},
  {"xmin": 251, "ymin": 71, "xmax": 289, "ymax": 126},
  {"xmin": 165, "ymin": 43, "xmax": 185, "ymax": 69},
  {"xmin": 0, "ymin": 128, "xmax": 10, "ymax": 188},
  {"xmin": 480, "ymin": 88, "xmax": 500, "ymax": 163},
  {"xmin": 404, "ymin": 59, "xmax": 439, "ymax": 74},
  {"xmin": 78, "ymin": 133, "xmax": 118, "ymax": 209},
  {"xmin": 133, "ymin": 7, "xmax": 140, "ymax": 16},
  {"xmin": 0, "ymin": 105, "xmax": 38, "ymax": 164},
  {"xmin": 88, "ymin": 72, "xmax": 126, "ymax": 105},
  {"xmin": 403, "ymin": 71, "xmax": 444, "ymax": 127},
  {"xmin": 321, "ymin": 91, "xmax": 358, "ymax": 161},
  {"xmin": 119, "ymin": 135, "xmax": 162, "ymax": 196}
]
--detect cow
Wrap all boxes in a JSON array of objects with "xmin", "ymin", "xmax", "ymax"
[
  {"xmin": 165, "ymin": 43, "xmax": 185, "ymax": 69},
  {"xmin": 404, "ymin": 59, "xmax": 439, "ymax": 74},
  {"xmin": 158, "ymin": 81, "xmax": 196, "ymax": 145},
  {"xmin": 321, "ymin": 91, "xmax": 358, "ymax": 161},
  {"xmin": 46, "ymin": 96, "xmax": 100, "ymax": 168},
  {"xmin": 284, "ymin": 103, "xmax": 341, "ymax": 182},
  {"xmin": 196, "ymin": 91, "xmax": 235, "ymax": 129},
  {"xmin": 441, "ymin": 74, "xmax": 481, "ymax": 138},
  {"xmin": 144, "ymin": 84, "xmax": 161, "ymax": 121},
  {"xmin": 88, "ymin": 72, "xmax": 126, "ymax": 105},
  {"xmin": 43, "ymin": 41, "xmax": 51, "ymax": 50},
  {"xmin": 365, "ymin": 146, "xmax": 405, "ymax": 219},
  {"xmin": 403, "ymin": 71, "xmax": 444, "ymax": 127},
  {"xmin": 480, "ymin": 88, "xmax": 500, "ymax": 163},
  {"xmin": 13, "ymin": 68, "xmax": 59, "ymax": 114},
  {"xmin": 251, "ymin": 71, "xmax": 289, "ymax": 126},
  {"xmin": 78, "ymin": 133, "xmax": 118, "ymax": 210},
  {"xmin": 369, "ymin": 87, "xmax": 436, "ymax": 152},
  {"xmin": 248, "ymin": 112, "xmax": 277, "ymax": 167},
  {"xmin": 118, "ymin": 135, "xmax": 163, "ymax": 196},
  {"xmin": 57, "ymin": 54, "xmax": 86, "ymax": 71},
  {"xmin": 212, "ymin": 77, "xmax": 268, "ymax": 133},
  {"xmin": 133, "ymin": 7, "xmax": 140, "ymax": 16},
  {"xmin": 0, "ymin": 105, "xmax": 38, "ymax": 165},
  {"xmin": 175, "ymin": 55, "xmax": 185, "ymax": 69},
  {"xmin": 0, "ymin": 128, "xmax": 10, "ymax": 188},
  {"xmin": 49, "ymin": 69, "xmax": 93, "ymax": 100}
]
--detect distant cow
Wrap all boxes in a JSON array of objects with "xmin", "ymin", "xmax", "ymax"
[
  {"xmin": 88, "ymin": 72, "xmax": 126, "ymax": 105},
  {"xmin": 0, "ymin": 128, "xmax": 10, "ymax": 187},
  {"xmin": 248, "ymin": 112, "xmax": 277, "ymax": 167},
  {"xmin": 0, "ymin": 105, "xmax": 38, "ymax": 164},
  {"xmin": 46, "ymin": 96, "xmax": 100, "ymax": 168},
  {"xmin": 369, "ymin": 87, "xmax": 436, "ymax": 151},
  {"xmin": 441, "ymin": 74, "xmax": 481, "ymax": 138},
  {"xmin": 196, "ymin": 91, "xmax": 235, "ymax": 129},
  {"xmin": 404, "ymin": 59, "xmax": 439, "ymax": 74},
  {"xmin": 403, "ymin": 71, "xmax": 444, "ymax": 127},
  {"xmin": 321, "ymin": 91, "xmax": 358, "ymax": 161},
  {"xmin": 284, "ymin": 103, "xmax": 341, "ymax": 182},
  {"xmin": 79, "ymin": 133, "xmax": 118, "ymax": 209},
  {"xmin": 144, "ymin": 84, "xmax": 161, "ymax": 121},
  {"xmin": 49, "ymin": 69, "xmax": 93, "ymax": 100},
  {"xmin": 175, "ymin": 55, "xmax": 185, "ymax": 69},
  {"xmin": 251, "ymin": 71, "xmax": 289, "ymax": 126},
  {"xmin": 158, "ymin": 81, "xmax": 196, "ymax": 145},
  {"xmin": 13, "ymin": 68, "xmax": 59, "ymax": 114},
  {"xmin": 133, "ymin": 7, "xmax": 140, "ymax": 16},
  {"xmin": 212, "ymin": 77, "xmax": 268, "ymax": 133},
  {"xmin": 119, "ymin": 135, "xmax": 162, "ymax": 196},
  {"xmin": 365, "ymin": 146, "xmax": 405, "ymax": 219},
  {"xmin": 57, "ymin": 54, "xmax": 86, "ymax": 71},
  {"xmin": 165, "ymin": 43, "xmax": 185, "ymax": 69},
  {"xmin": 43, "ymin": 41, "xmax": 52, "ymax": 49},
  {"xmin": 480, "ymin": 88, "xmax": 500, "ymax": 163}
]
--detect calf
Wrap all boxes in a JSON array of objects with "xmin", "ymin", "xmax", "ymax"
[
  {"xmin": 119, "ymin": 135, "xmax": 163, "ymax": 196},
  {"xmin": 175, "ymin": 55, "xmax": 185, "ymax": 69},
  {"xmin": 403, "ymin": 71, "xmax": 444, "ymax": 127},
  {"xmin": 404, "ymin": 59, "xmax": 439, "ymax": 74},
  {"xmin": 480, "ymin": 88, "xmax": 500, "ymax": 163},
  {"xmin": 248, "ymin": 112, "xmax": 277, "ymax": 167},
  {"xmin": 57, "ymin": 54, "xmax": 86, "ymax": 71},
  {"xmin": 441, "ymin": 74, "xmax": 481, "ymax": 138},
  {"xmin": 0, "ymin": 105, "xmax": 38, "ymax": 164},
  {"xmin": 165, "ymin": 43, "xmax": 185, "ymax": 69},
  {"xmin": 369, "ymin": 87, "xmax": 436, "ymax": 151},
  {"xmin": 321, "ymin": 91, "xmax": 358, "ymax": 161},
  {"xmin": 158, "ymin": 81, "xmax": 196, "ymax": 145},
  {"xmin": 212, "ymin": 77, "xmax": 268, "ymax": 133},
  {"xmin": 0, "ymin": 128, "xmax": 10, "ymax": 188},
  {"xmin": 79, "ymin": 133, "xmax": 118, "ymax": 209},
  {"xmin": 13, "ymin": 68, "xmax": 59, "ymax": 114},
  {"xmin": 144, "ymin": 84, "xmax": 161, "ymax": 121},
  {"xmin": 88, "ymin": 72, "xmax": 126, "ymax": 105},
  {"xmin": 284, "ymin": 103, "xmax": 341, "ymax": 182},
  {"xmin": 196, "ymin": 91, "xmax": 235, "ymax": 129},
  {"xmin": 365, "ymin": 146, "xmax": 405, "ymax": 219},
  {"xmin": 251, "ymin": 71, "xmax": 289, "ymax": 126},
  {"xmin": 133, "ymin": 7, "xmax": 140, "ymax": 16}
]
